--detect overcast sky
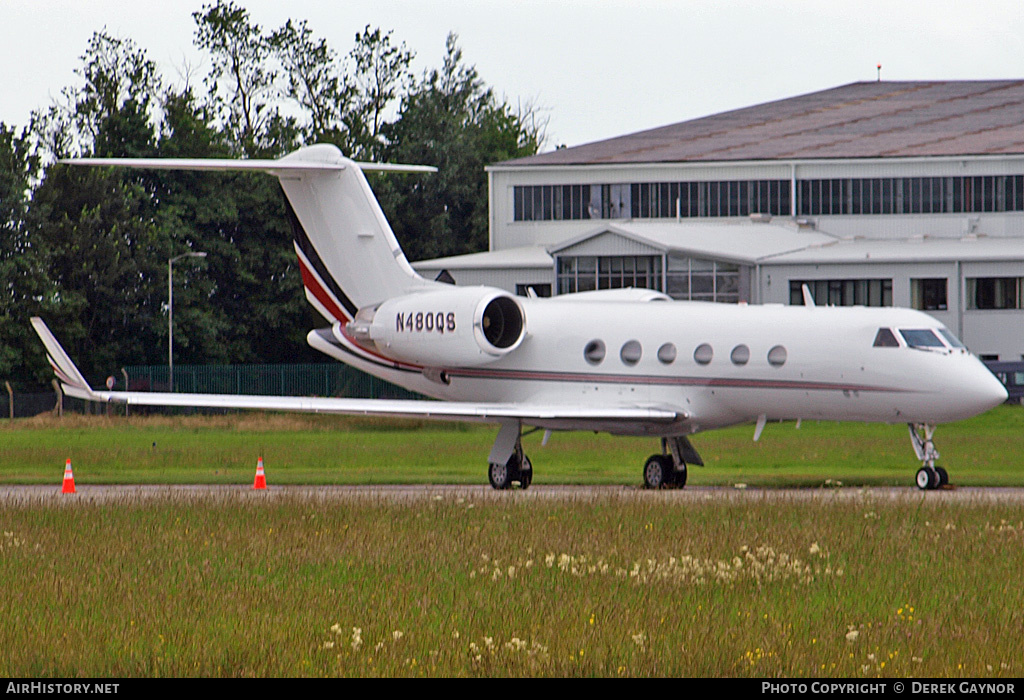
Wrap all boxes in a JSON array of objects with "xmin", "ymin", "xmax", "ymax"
[{"xmin": 3, "ymin": 0, "xmax": 1024, "ymax": 151}]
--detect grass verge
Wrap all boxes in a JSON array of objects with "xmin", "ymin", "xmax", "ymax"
[{"xmin": 0, "ymin": 492, "xmax": 1021, "ymax": 677}]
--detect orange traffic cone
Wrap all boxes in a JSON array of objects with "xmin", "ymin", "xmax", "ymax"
[
  {"xmin": 253, "ymin": 457, "xmax": 267, "ymax": 490},
  {"xmin": 62, "ymin": 459, "xmax": 76, "ymax": 494}
]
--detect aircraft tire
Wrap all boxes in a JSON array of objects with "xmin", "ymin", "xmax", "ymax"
[
  {"xmin": 643, "ymin": 454, "xmax": 671, "ymax": 489},
  {"xmin": 489, "ymin": 460, "xmax": 513, "ymax": 490},
  {"xmin": 915, "ymin": 466, "xmax": 939, "ymax": 491},
  {"xmin": 518, "ymin": 455, "xmax": 533, "ymax": 490},
  {"xmin": 935, "ymin": 466, "xmax": 949, "ymax": 487},
  {"xmin": 672, "ymin": 462, "xmax": 688, "ymax": 488}
]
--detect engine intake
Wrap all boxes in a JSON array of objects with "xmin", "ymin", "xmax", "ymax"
[{"xmin": 480, "ymin": 295, "xmax": 523, "ymax": 349}]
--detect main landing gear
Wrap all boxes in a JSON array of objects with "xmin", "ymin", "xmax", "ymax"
[
  {"xmin": 488, "ymin": 444, "xmax": 532, "ymax": 490},
  {"xmin": 487, "ymin": 421, "xmax": 532, "ymax": 490},
  {"xmin": 908, "ymin": 423, "xmax": 949, "ymax": 490},
  {"xmin": 643, "ymin": 436, "xmax": 704, "ymax": 489}
]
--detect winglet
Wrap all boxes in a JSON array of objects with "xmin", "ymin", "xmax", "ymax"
[
  {"xmin": 29, "ymin": 318, "xmax": 98, "ymax": 401},
  {"xmin": 801, "ymin": 283, "xmax": 816, "ymax": 307}
]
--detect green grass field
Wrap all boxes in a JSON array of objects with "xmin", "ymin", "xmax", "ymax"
[
  {"xmin": 0, "ymin": 493, "xmax": 1022, "ymax": 677},
  {"xmin": 0, "ymin": 405, "xmax": 1020, "ymax": 487},
  {"xmin": 0, "ymin": 406, "xmax": 1022, "ymax": 677}
]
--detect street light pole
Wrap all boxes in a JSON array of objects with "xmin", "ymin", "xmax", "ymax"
[{"xmin": 168, "ymin": 252, "xmax": 207, "ymax": 392}]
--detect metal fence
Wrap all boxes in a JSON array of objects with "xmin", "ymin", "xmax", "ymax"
[
  {"xmin": 123, "ymin": 363, "xmax": 422, "ymax": 399},
  {"xmin": 5, "ymin": 363, "xmax": 423, "ymax": 419}
]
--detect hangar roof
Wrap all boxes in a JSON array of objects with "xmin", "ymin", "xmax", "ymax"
[
  {"xmin": 494, "ymin": 81, "xmax": 1024, "ymax": 167},
  {"xmin": 413, "ymin": 224, "xmax": 1024, "ymax": 272}
]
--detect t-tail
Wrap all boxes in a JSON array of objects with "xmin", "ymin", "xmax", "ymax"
[
  {"xmin": 277, "ymin": 145, "xmax": 441, "ymax": 322},
  {"xmin": 60, "ymin": 144, "xmax": 442, "ymax": 323}
]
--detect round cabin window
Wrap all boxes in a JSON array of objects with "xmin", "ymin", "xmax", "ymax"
[
  {"xmin": 767, "ymin": 345, "xmax": 788, "ymax": 367},
  {"xmin": 620, "ymin": 340, "xmax": 642, "ymax": 366},
  {"xmin": 731, "ymin": 344, "xmax": 750, "ymax": 365},
  {"xmin": 657, "ymin": 343, "xmax": 677, "ymax": 364},
  {"xmin": 584, "ymin": 340, "xmax": 606, "ymax": 365},
  {"xmin": 693, "ymin": 343, "xmax": 713, "ymax": 365}
]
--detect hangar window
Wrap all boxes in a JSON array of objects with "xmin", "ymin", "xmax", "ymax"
[
  {"xmin": 790, "ymin": 279, "xmax": 892, "ymax": 307},
  {"xmin": 873, "ymin": 328, "xmax": 900, "ymax": 347},
  {"xmin": 911, "ymin": 279, "xmax": 948, "ymax": 311},
  {"xmin": 797, "ymin": 176, "xmax": 1024, "ymax": 216},
  {"xmin": 620, "ymin": 340, "xmax": 642, "ymax": 366},
  {"xmin": 557, "ymin": 255, "xmax": 662, "ymax": 295},
  {"xmin": 731, "ymin": 344, "xmax": 750, "ymax": 366},
  {"xmin": 514, "ymin": 180, "xmax": 793, "ymax": 221},
  {"xmin": 693, "ymin": 343, "xmax": 714, "ymax": 366},
  {"xmin": 967, "ymin": 277, "xmax": 1022, "ymax": 310},
  {"xmin": 584, "ymin": 340, "xmax": 606, "ymax": 365},
  {"xmin": 666, "ymin": 256, "xmax": 741, "ymax": 303}
]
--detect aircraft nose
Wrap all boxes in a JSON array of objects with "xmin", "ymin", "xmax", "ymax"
[{"xmin": 964, "ymin": 363, "xmax": 1009, "ymax": 413}]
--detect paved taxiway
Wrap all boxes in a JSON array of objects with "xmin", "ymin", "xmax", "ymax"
[{"xmin": 3, "ymin": 484, "xmax": 1024, "ymax": 505}]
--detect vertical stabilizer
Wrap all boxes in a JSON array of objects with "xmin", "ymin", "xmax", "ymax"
[{"xmin": 277, "ymin": 145, "xmax": 439, "ymax": 322}]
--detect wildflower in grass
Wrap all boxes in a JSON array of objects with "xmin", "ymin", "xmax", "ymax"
[
  {"xmin": 392, "ymin": 630, "xmax": 404, "ymax": 641},
  {"xmin": 632, "ymin": 632, "xmax": 647, "ymax": 650},
  {"xmin": 809, "ymin": 542, "xmax": 821, "ymax": 556},
  {"xmin": 505, "ymin": 637, "xmax": 527, "ymax": 653},
  {"xmin": 322, "ymin": 641, "xmax": 335, "ymax": 649},
  {"xmin": 330, "ymin": 623, "xmax": 342, "ymax": 635},
  {"xmin": 351, "ymin": 627, "xmax": 363, "ymax": 651},
  {"xmin": 845, "ymin": 628, "xmax": 859, "ymax": 643}
]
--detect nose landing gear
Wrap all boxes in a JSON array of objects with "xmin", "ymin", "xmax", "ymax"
[{"xmin": 909, "ymin": 423, "xmax": 949, "ymax": 490}]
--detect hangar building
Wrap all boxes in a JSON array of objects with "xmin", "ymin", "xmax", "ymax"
[{"xmin": 413, "ymin": 81, "xmax": 1024, "ymax": 361}]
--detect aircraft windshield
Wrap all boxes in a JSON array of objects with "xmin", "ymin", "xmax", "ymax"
[
  {"xmin": 873, "ymin": 328, "xmax": 899, "ymax": 347},
  {"xmin": 899, "ymin": 329, "xmax": 945, "ymax": 349},
  {"xmin": 938, "ymin": 328, "xmax": 966, "ymax": 349}
]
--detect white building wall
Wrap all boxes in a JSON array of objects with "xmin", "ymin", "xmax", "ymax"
[{"xmin": 489, "ymin": 155, "xmax": 1024, "ymax": 250}]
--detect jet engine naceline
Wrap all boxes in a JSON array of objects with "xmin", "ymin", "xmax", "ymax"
[{"xmin": 346, "ymin": 287, "xmax": 526, "ymax": 367}]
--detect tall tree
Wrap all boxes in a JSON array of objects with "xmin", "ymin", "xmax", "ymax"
[
  {"xmin": 380, "ymin": 34, "xmax": 543, "ymax": 261},
  {"xmin": 24, "ymin": 32, "xmax": 166, "ymax": 380},
  {"xmin": 193, "ymin": 0, "xmax": 295, "ymax": 156},
  {"xmin": 270, "ymin": 19, "xmax": 353, "ymax": 149},
  {"xmin": 0, "ymin": 123, "xmax": 49, "ymax": 383},
  {"xmin": 346, "ymin": 26, "xmax": 415, "ymax": 159}
]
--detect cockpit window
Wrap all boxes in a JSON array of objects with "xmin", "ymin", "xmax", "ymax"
[
  {"xmin": 873, "ymin": 328, "xmax": 899, "ymax": 347},
  {"xmin": 899, "ymin": 329, "xmax": 945, "ymax": 349},
  {"xmin": 937, "ymin": 328, "xmax": 966, "ymax": 349}
]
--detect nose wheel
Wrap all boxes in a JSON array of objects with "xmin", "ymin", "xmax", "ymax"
[{"xmin": 909, "ymin": 424, "xmax": 949, "ymax": 490}]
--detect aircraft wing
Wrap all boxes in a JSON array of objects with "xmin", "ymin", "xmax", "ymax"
[{"xmin": 31, "ymin": 318, "xmax": 683, "ymax": 426}]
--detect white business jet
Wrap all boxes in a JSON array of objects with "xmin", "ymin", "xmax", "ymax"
[{"xmin": 32, "ymin": 144, "xmax": 1008, "ymax": 490}]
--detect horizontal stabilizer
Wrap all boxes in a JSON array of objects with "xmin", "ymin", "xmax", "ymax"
[{"xmin": 59, "ymin": 155, "xmax": 436, "ymax": 175}]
